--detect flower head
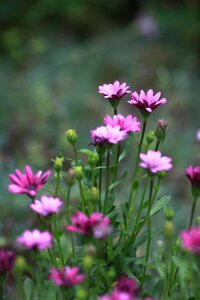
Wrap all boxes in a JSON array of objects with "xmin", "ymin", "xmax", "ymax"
[
  {"xmin": 139, "ymin": 150, "xmax": 173, "ymax": 174},
  {"xmin": 66, "ymin": 211, "xmax": 111, "ymax": 238},
  {"xmin": 93, "ymin": 218, "xmax": 112, "ymax": 239},
  {"xmin": 90, "ymin": 125, "xmax": 127, "ymax": 146},
  {"xmin": 8, "ymin": 166, "xmax": 51, "ymax": 198},
  {"xmin": 0, "ymin": 249, "xmax": 15, "ymax": 275},
  {"xmin": 104, "ymin": 114, "xmax": 141, "ymax": 134},
  {"xmin": 128, "ymin": 89, "xmax": 167, "ymax": 113},
  {"xmin": 196, "ymin": 129, "xmax": 200, "ymax": 142},
  {"xmin": 98, "ymin": 81, "xmax": 131, "ymax": 101},
  {"xmin": 185, "ymin": 166, "xmax": 200, "ymax": 188},
  {"xmin": 17, "ymin": 229, "xmax": 52, "ymax": 251},
  {"xmin": 30, "ymin": 196, "xmax": 63, "ymax": 216},
  {"xmin": 49, "ymin": 266, "xmax": 85, "ymax": 287},
  {"xmin": 180, "ymin": 227, "xmax": 200, "ymax": 255}
]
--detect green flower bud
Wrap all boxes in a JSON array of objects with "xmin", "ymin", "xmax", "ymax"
[
  {"xmin": 53, "ymin": 156, "xmax": 64, "ymax": 172},
  {"xmin": 146, "ymin": 131, "xmax": 155, "ymax": 145},
  {"xmin": 75, "ymin": 166, "xmax": 83, "ymax": 181},
  {"xmin": 90, "ymin": 187, "xmax": 99, "ymax": 202},
  {"xmin": 88, "ymin": 153, "xmax": 99, "ymax": 166},
  {"xmin": 15, "ymin": 256, "xmax": 27, "ymax": 272},
  {"xmin": 107, "ymin": 267, "xmax": 116, "ymax": 279},
  {"xmin": 76, "ymin": 288, "xmax": 87, "ymax": 300},
  {"xmin": 66, "ymin": 168, "xmax": 76, "ymax": 187},
  {"xmin": 65, "ymin": 129, "xmax": 78, "ymax": 145},
  {"xmin": 164, "ymin": 221, "xmax": 174, "ymax": 239},
  {"xmin": 158, "ymin": 171, "xmax": 166, "ymax": 179},
  {"xmin": 83, "ymin": 255, "xmax": 93, "ymax": 270},
  {"xmin": 164, "ymin": 207, "xmax": 174, "ymax": 220}
]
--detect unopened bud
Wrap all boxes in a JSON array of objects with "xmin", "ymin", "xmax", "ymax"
[
  {"xmin": 155, "ymin": 119, "xmax": 168, "ymax": 142},
  {"xmin": 158, "ymin": 171, "xmax": 166, "ymax": 179},
  {"xmin": 88, "ymin": 153, "xmax": 99, "ymax": 166},
  {"xmin": 90, "ymin": 187, "xmax": 99, "ymax": 202},
  {"xmin": 146, "ymin": 131, "xmax": 155, "ymax": 145},
  {"xmin": 75, "ymin": 166, "xmax": 83, "ymax": 180},
  {"xmin": 107, "ymin": 267, "xmax": 116, "ymax": 279},
  {"xmin": 65, "ymin": 129, "xmax": 78, "ymax": 145},
  {"xmin": 164, "ymin": 221, "xmax": 174, "ymax": 239},
  {"xmin": 76, "ymin": 288, "xmax": 87, "ymax": 300},
  {"xmin": 164, "ymin": 207, "xmax": 174, "ymax": 220},
  {"xmin": 53, "ymin": 156, "xmax": 64, "ymax": 172},
  {"xmin": 83, "ymin": 255, "xmax": 93, "ymax": 270},
  {"xmin": 15, "ymin": 255, "xmax": 26, "ymax": 272},
  {"xmin": 66, "ymin": 168, "xmax": 76, "ymax": 186}
]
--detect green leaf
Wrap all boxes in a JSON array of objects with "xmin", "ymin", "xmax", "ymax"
[
  {"xmin": 150, "ymin": 195, "xmax": 171, "ymax": 216},
  {"xmin": 108, "ymin": 169, "xmax": 128, "ymax": 191},
  {"xmin": 79, "ymin": 148, "xmax": 95, "ymax": 156},
  {"xmin": 24, "ymin": 277, "xmax": 34, "ymax": 300},
  {"xmin": 119, "ymin": 140, "xmax": 130, "ymax": 162}
]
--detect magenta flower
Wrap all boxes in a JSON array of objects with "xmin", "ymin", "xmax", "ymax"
[
  {"xmin": 185, "ymin": 166, "xmax": 200, "ymax": 188},
  {"xmin": 66, "ymin": 211, "xmax": 110, "ymax": 238},
  {"xmin": 8, "ymin": 166, "xmax": 51, "ymax": 198},
  {"xmin": 98, "ymin": 81, "xmax": 131, "ymax": 101},
  {"xmin": 17, "ymin": 229, "xmax": 52, "ymax": 251},
  {"xmin": 30, "ymin": 195, "xmax": 63, "ymax": 216},
  {"xmin": 139, "ymin": 150, "xmax": 173, "ymax": 174},
  {"xmin": 0, "ymin": 249, "xmax": 15, "ymax": 275},
  {"xmin": 100, "ymin": 276, "xmax": 138, "ymax": 300},
  {"xmin": 49, "ymin": 266, "xmax": 85, "ymax": 287},
  {"xmin": 180, "ymin": 227, "xmax": 200, "ymax": 255},
  {"xmin": 90, "ymin": 125, "xmax": 127, "ymax": 146},
  {"xmin": 104, "ymin": 114, "xmax": 141, "ymax": 134},
  {"xmin": 128, "ymin": 89, "xmax": 167, "ymax": 113}
]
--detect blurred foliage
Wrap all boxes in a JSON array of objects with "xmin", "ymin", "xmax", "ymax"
[{"xmin": 0, "ymin": 0, "xmax": 200, "ymax": 235}]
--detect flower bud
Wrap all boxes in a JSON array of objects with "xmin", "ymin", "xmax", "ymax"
[
  {"xmin": 65, "ymin": 129, "xmax": 78, "ymax": 145},
  {"xmin": 15, "ymin": 255, "xmax": 27, "ymax": 272},
  {"xmin": 0, "ymin": 249, "xmax": 15, "ymax": 275},
  {"xmin": 164, "ymin": 221, "xmax": 174, "ymax": 239},
  {"xmin": 107, "ymin": 267, "xmax": 116, "ymax": 279},
  {"xmin": 83, "ymin": 255, "xmax": 93, "ymax": 270},
  {"xmin": 53, "ymin": 156, "xmax": 64, "ymax": 173},
  {"xmin": 66, "ymin": 168, "xmax": 76, "ymax": 187},
  {"xmin": 88, "ymin": 153, "xmax": 99, "ymax": 167},
  {"xmin": 85, "ymin": 245, "xmax": 96, "ymax": 256},
  {"xmin": 90, "ymin": 187, "xmax": 99, "ymax": 202},
  {"xmin": 75, "ymin": 166, "xmax": 83, "ymax": 181},
  {"xmin": 155, "ymin": 119, "xmax": 168, "ymax": 142},
  {"xmin": 76, "ymin": 288, "xmax": 87, "ymax": 300},
  {"xmin": 164, "ymin": 207, "xmax": 174, "ymax": 220},
  {"xmin": 146, "ymin": 131, "xmax": 155, "ymax": 145}
]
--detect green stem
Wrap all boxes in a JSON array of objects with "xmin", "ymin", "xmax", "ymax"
[
  {"xmin": 155, "ymin": 140, "xmax": 160, "ymax": 151},
  {"xmin": 0, "ymin": 283, "xmax": 3, "ymax": 300},
  {"xmin": 128, "ymin": 119, "xmax": 147, "ymax": 210},
  {"xmin": 112, "ymin": 142, "xmax": 121, "ymax": 183},
  {"xmin": 66, "ymin": 187, "xmax": 71, "ymax": 223},
  {"xmin": 113, "ymin": 107, "xmax": 118, "ymax": 115},
  {"xmin": 103, "ymin": 151, "xmax": 110, "ymax": 214},
  {"xmin": 135, "ymin": 178, "xmax": 149, "ymax": 226},
  {"xmin": 73, "ymin": 145, "xmax": 78, "ymax": 165},
  {"xmin": 141, "ymin": 177, "xmax": 154, "ymax": 293},
  {"xmin": 53, "ymin": 214, "xmax": 65, "ymax": 265},
  {"xmin": 98, "ymin": 155, "xmax": 103, "ymax": 212},
  {"xmin": 188, "ymin": 196, "xmax": 198, "ymax": 229}
]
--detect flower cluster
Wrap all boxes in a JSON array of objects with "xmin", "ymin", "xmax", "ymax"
[{"xmin": 49, "ymin": 266, "xmax": 85, "ymax": 287}]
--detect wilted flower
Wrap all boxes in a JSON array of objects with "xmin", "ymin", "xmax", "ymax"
[
  {"xmin": 185, "ymin": 166, "xmax": 200, "ymax": 188},
  {"xmin": 98, "ymin": 81, "xmax": 131, "ymax": 101},
  {"xmin": 17, "ymin": 229, "xmax": 52, "ymax": 250},
  {"xmin": 30, "ymin": 195, "xmax": 63, "ymax": 216},
  {"xmin": 140, "ymin": 150, "xmax": 172, "ymax": 174},
  {"xmin": 66, "ymin": 211, "xmax": 111, "ymax": 238},
  {"xmin": 104, "ymin": 114, "xmax": 141, "ymax": 134},
  {"xmin": 128, "ymin": 89, "xmax": 167, "ymax": 114},
  {"xmin": 49, "ymin": 266, "xmax": 85, "ymax": 287},
  {"xmin": 180, "ymin": 227, "xmax": 200, "ymax": 255},
  {"xmin": 90, "ymin": 125, "xmax": 127, "ymax": 146},
  {"xmin": 0, "ymin": 249, "xmax": 15, "ymax": 275},
  {"xmin": 8, "ymin": 166, "xmax": 51, "ymax": 198}
]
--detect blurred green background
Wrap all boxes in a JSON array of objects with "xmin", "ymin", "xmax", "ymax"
[{"xmin": 0, "ymin": 0, "xmax": 200, "ymax": 235}]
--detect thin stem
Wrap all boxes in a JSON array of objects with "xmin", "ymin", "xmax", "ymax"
[
  {"xmin": 128, "ymin": 119, "xmax": 147, "ymax": 210},
  {"xmin": 73, "ymin": 145, "xmax": 78, "ymax": 165},
  {"xmin": 113, "ymin": 107, "xmax": 118, "ymax": 115},
  {"xmin": 54, "ymin": 172, "xmax": 60, "ymax": 198},
  {"xmin": 66, "ymin": 187, "xmax": 71, "ymax": 223},
  {"xmin": 155, "ymin": 140, "xmax": 160, "ymax": 151},
  {"xmin": 103, "ymin": 151, "xmax": 110, "ymax": 214},
  {"xmin": 98, "ymin": 155, "xmax": 103, "ymax": 212},
  {"xmin": 78, "ymin": 181, "xmax": 85, "ymax": 212},
  {"xmin": 135, "ymin": 178, "xmax": 149, "ymax": 225},
  {"xmin": 141, "ymin": 177, "xmax": 154, "ymax": 293},
  {"xmin": 188, "ymin": 196, "xmax": 198, "ymax": 229},
  {"xmin": 112, "ymin": 142, "xmax": 121, "ymax": 183},
  {"xmin": 0, "ymin": 283, "xmax": 3, "ymax": 300}
]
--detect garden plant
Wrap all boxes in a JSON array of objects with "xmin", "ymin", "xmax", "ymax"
[{"xmin": 0, "ymin": 80, "xmax": 200, "ymax": 300}]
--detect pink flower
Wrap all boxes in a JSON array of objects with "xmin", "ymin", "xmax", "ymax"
[
  {"xmin": 104, "ymin": 114, "xmax": 141, "ymax": 134},
  {"xmin": 17, "ymin": 229, "xmax": 52, "ymax": 250},
  {"xmin": 30, "ymin": 195, "xmax": 63, "ymax": 216},
  {"xmin": 98, "ymin": 81, "xmax": 131, "ymax": 101},
  {"xmin": 196, "ymin": 129, "xmax": 200, "ymax": 142},
  {"xmin": 90, "ymin": 125, "xmax": 127, "ymax": 146},
  {"xmin": 185, "ymin": 166, "xmax": 200, "ymax": 188},
  {"xmin": 139, "ymin": 150, "xmax": 173, "ymax": 174},
  {"xmin": 8, "ymin": 166, "xmax": 51, "ymax": 198},
  {"xmin": 128, "ymin": 89, "xmax": 167, "ymax": 113},
  {"xmin": 93, "ymin": 218, "xmax": 112, "ymax": 239},
  {"xmin": 180, "ymin": 227, "xmax": 200, "ymax": 255},
  {"xmin": 0, "ymin": 249, "xmax": 15, "ymax": 275},
  {"xmin": 49, "ymin": 266, "xmax": 85, "ymax": 287},
  {"xmin": 66, "ymin": 211, "xmax": 110, "ymax": 238},
  {"xmin": 100, "ymin": 276, "xmax": 138, "ymax": 300}
]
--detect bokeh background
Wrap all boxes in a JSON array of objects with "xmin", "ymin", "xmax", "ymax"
[{"xmin": 0, "ymin": 0, "xmax": 200, "ymax": 236}]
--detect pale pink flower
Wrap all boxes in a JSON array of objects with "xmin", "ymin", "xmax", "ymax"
[
  {"xmin": 30, "ymin": 195, "xmax": 63, "ymax": 216},
  {"xmin": 128, "ymin": 89, "xmax": 167, "ymax": 113},
  {"xmin": 49, "ymin": 266, "xmax": 85, "ymax": 287},
  {"xmin": 98, "ymin": 81, "xmax": 131, "ymax": 101},
  {"xmin": 93, "ymin": 218, "xmax": 112, "ymax": 239},
  {"xmin": 0, "ymin": 249, "xmax": 15, "ymax": 275},
  {"xmin": 180, "ymin": 227, "xmax": 200, "ymax": 255},
  {"xmin": 17, "ymin": 229, "xmax": 52, "ymax": 250},
  {"xmin": 90, "ymin": 125, "xmax": 127, "ymax": 146},
  {"xmin": 185, "ymin": 166, "xmax": 200, "ymax": 187},
  {"xmin": 8, "ymin": 166, "xmax": 51, "ymax": 198},
  {"xmin": 66, "ymin": 211, "xmax": 110, "ymax": 238},
  {"xmin": 140, "ymin": 150, "xmax": 172, "ymax": 173},
  {"xmin": 196, "ymin": 129, "xmax": 200, "ymax": 142},
  {"xmin": 104, "ymin": 114, "xmax": 141, "ymax": 134}
]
